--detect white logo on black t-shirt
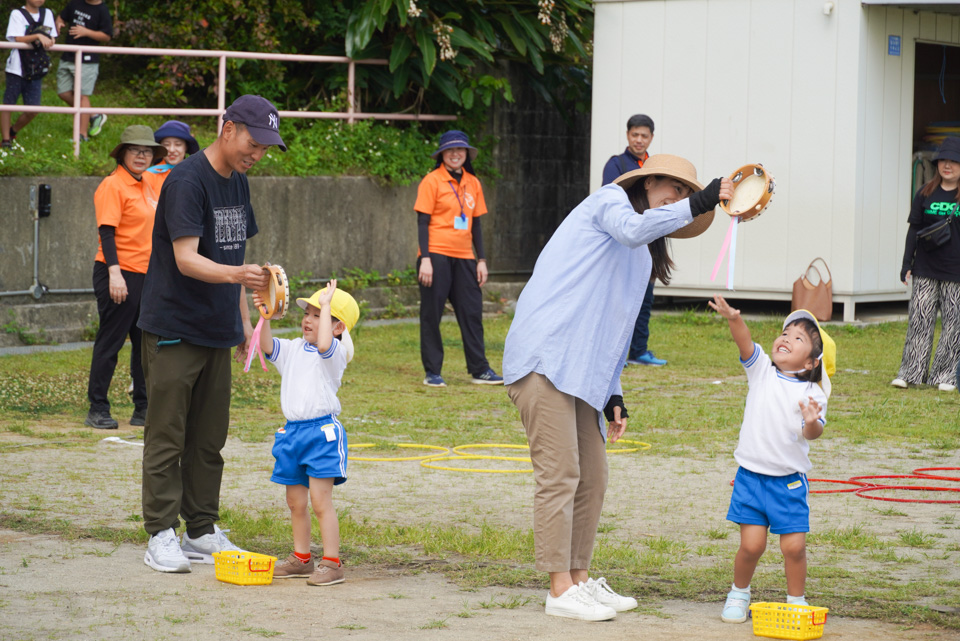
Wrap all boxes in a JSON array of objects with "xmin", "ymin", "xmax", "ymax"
[{"xmin": 214, "ymin": 206, "xmax": 247, "ymax": 248}]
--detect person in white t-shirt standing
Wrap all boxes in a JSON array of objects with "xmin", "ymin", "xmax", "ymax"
[
  {"xmin": 2, "ymin": 0, "xmax": 57, "ymax": 149},
  {"xmin": 708, "ymin": 295, "xmax": 836, "ymax": 624},
  {"xmin": 252, "ymin": 278, "xmax": 360, "ymax": 588}
]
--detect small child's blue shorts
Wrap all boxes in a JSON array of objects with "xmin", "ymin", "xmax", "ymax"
[
  {"xmin": 727, "ymin": 467, "xmax": 809, "ymax": 534},
  {"xmin": 271, "ymin": 415, "xmax": 348, "ymax": 487}
]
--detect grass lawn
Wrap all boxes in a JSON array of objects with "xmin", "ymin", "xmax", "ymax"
[{"xmin": 1, "ymin": 310, "xmax": 958, "ymax": 629}]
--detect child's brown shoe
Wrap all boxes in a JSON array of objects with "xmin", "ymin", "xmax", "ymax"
[
  {"xmin": 306, "ymin": 559, "xmax": 344, "ymax": 586},
  {"xmin": 273, "ymin": 553, "xmax": 314, "ymax": 579}
]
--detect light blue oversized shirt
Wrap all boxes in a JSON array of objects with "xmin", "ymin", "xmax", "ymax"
[{"xmin": 503, "ymin": 184, "xmax": 696, "ymax": 438}]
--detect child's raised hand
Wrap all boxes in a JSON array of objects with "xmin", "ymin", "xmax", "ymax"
[
  {"xmin": 708, "ymin": 295, "xmax": 741, "ymax": 320},
  {"xmin": 316, "ymin": 279, "xmax": 337, "ymax": 306},
  {"xmin": 799, "ymin": 396, "xmax": 822, "ymax": 424}
]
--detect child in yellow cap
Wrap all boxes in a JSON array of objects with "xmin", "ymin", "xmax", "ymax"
[
  {"xmin": 251, "ymin": 279, "xmax": 360, "ymax": 587},
  {"xmin": 708, "ymin": 295, "xmax": 836, "ymax": 623}
]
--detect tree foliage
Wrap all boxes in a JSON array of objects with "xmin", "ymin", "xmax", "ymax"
[{"xmin": 108, "ymin": 0, "xmax": 592, "ymax": 117}]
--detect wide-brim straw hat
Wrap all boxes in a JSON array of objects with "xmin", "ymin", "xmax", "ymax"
[
  {"xmin": 614, "ymin": 154, "xmax": 713, "ymax": 239},
  {"xmin": 784, "ymin": 309, "xmax": 836, "ymax": 398},
  {"xmin": 109, "ymin": 125, "xmax": 166, "ymax": 164}
]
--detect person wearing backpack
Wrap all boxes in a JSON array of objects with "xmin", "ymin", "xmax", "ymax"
[
  {"xmin": 55, "ymin": 0, "xmax": 111, "ymax": 141},
  {"xmin": 2, "ymin": 0, "xmax": 57, "ymax": 150}
]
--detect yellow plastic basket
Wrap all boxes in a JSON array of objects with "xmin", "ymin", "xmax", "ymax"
[
  {"xmin": 212, "ymin": 551, "xmax": 277, "ymax": 586},
  {"xmin": 749, "ymin": 602, "xmax": 829, "ymax": 640}
]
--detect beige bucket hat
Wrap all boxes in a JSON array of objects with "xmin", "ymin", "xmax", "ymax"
[{"xmin": 613, "ymin": 154, "xmax": 714, "ymax": 239}]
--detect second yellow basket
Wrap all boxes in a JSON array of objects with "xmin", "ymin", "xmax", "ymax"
[
  {"xmin": 213, "ymin": 551, "xmax": 277, "ymax": 586},
  {"xmin": 749, "ymin": 602, "xmax": 829, "ymax": 640}
]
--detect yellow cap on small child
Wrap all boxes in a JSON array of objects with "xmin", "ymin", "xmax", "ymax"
[
  {"xmin": 783, "ymin": 310, "xmax": 836, "ymax": 398},
  {"xmin": 296, "ymin": 288, "xmax": 361, "ymax": 332}
]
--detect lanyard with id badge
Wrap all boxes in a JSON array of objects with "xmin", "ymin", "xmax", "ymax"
[{"xmin": 449, "ymin": 182, "xmax": 470, "ymax": 230}]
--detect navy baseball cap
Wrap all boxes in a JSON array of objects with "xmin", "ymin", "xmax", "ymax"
[{"xmin": 222, "ymin": 95, "xmax": 287, "ymax": 152}]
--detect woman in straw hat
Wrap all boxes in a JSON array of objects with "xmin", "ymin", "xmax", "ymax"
[
  {"xmin": 503, "ymin": 155, "xmax": 732, "ymax": 621},
  {"xmin": 84, "ymin": 125, "xmax": 166, "ymax": 430}
]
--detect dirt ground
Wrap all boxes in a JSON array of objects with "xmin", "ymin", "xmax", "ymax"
[{"xmin": 1, "ymin": 421, "xmax": 959, "ymax": 641}]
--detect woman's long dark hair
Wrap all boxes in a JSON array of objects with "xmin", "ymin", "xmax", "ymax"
[
  {"xmin": 624, "ymin": 178, "xmax": 676, "ymax": 285},
  {"xmin": 919, "ymin": 160, "xmax": 960, "ymax": 203}
]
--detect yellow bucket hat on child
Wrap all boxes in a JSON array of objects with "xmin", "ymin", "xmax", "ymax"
[
  {"xmin": 783, "ymin": 309, "xmax": 836, "ymax": 398},
  {"xmin": 297, "ymin": 288, "xmax": 361, "ymax": 332}
]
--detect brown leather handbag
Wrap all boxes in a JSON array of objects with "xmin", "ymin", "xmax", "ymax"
[{"xmin": 791, "ymin": 258, "xmax": 833, "ymax": 321}]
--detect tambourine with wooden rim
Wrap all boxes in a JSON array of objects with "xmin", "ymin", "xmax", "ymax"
[
  {"xmin": 719, "ymin": 163, "xmax": 775, "ymax": 222},
  {"xmin": 257, "ymin": 264, "xmax": 290, "ymax": 320}
]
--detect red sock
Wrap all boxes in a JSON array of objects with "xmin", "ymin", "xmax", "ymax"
[
  {"xmin": 293, "ymin": 551, "xmax": 311, "ymax": 563},
  {"xmin": 322, "ymin": 555, "xmax": 341, "ymax": 567}
]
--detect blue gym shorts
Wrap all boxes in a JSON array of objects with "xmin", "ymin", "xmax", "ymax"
[
  {"xmin": 727, "ymin": 467, "xmax": 810, "ymax": 534},
  {"xmin": 271, "ymin": 415, "xmax": 348, "ymax": 487}
]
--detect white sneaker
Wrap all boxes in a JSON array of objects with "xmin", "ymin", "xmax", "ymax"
[
  {"xmin": 890, "ymin": 378, "xmax": 908, "ymax": 389},
  {"xmin": 938, "ymin": 383, "xmax": 957, "ymax": 392},
  {"xmin": 720, "ymin": 588, "xmax": 750, "ymax": 623},
  {"xmin": 144, "ymin": 528, "xmax": 191, "ymax": 573},
  {"xmin": 180, "ymin": 525, "xmax": 244, "ymax": 564},
  {"xmin": 583, "ymin": 577, "xmax": 638, "ymax": 612},
  {"xmin": 544, "ymin": 583, "xmax": 617, "ymax": 621}
]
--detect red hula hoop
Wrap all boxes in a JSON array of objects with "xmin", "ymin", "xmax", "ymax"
[
  {"xmin": 912, "ymin": 467, "xmax": 960, "ymax": 482},
  {"xmin": 808, "ymin": 478, "xmax": 872, "ymax": 494},
  {"xmin": 854, "ymin": 485, "xmax": 960, "ymax": 504},
  {"xmin": 848, "ymin": 474, "xmax": 959, "ymax": 484}
]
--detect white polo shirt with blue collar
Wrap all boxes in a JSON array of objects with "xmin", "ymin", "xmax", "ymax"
[
  {"xmin": 268, "ymin": 332, "xmax": 353, "ymax": 421},
  {"xmin": 734, "ymin": 343, "xmax": 828, "ymax": 476}
]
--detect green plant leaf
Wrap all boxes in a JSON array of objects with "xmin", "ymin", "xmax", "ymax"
[
  {"xmin": 415, "ymin": 28, "xmax": 436, "ymax": 75},
  {"xmin": 494, "ymin": 15, "xmax": 526, "ymax": 56},
  {"xmin": 461, "ymin": 86, "xmax": 474, "ymax": 110},
  {"xmin": 389, "ymin": 34, "xmax": 414, "ymax": 72},
  {"xmin": 449, "ymin": 28, "xmax": 494, "ymax": 62}
]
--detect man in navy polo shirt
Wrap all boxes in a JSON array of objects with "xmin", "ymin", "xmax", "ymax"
[
  {"xmin": 138, "ymin": 95, "xmax": 285, "ymax": 574},
  {"xmin": 601, "ymin": 114, "xmax": 667, "ymax": 367}
]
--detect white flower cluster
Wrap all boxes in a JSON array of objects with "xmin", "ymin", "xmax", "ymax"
[
  {"xmin": 549, "ymin": 13, "xmax": 568, "ymax": 53},
  {"xmin": 407, "ymin": 0, "xmax": 422, "ymax": 18},
  {"xmin": 538, "ymin": 0, "xmax": 555, "ymax": 25},
  {"xmin": 433, "ymin": 21, "xmax": 457, "ymax": 61}
]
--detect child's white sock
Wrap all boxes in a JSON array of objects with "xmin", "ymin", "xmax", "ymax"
[
  {"xmin": 731, "ymin": 583, "xmax": 750, "ymax": 594},
  {"xmin": 786, "ymin": 594, "xmax": 807, "ymax": 604}
]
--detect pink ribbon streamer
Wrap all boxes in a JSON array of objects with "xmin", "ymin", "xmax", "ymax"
[
  {"xmin": 711, "ymin": 217, "xmax": 736, "ymax": 282},
  {"xmin": 244, "ymin": 316, "xmax": 268, "ymax": 373},
  {"xmin": 726, "ymin": 218, "xmax": 738, "ymax": 290}
]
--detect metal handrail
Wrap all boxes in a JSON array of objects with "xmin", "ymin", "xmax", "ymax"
[{"xmin": 0, "ymin": 42, "xmax": 456, "ymax": 156}]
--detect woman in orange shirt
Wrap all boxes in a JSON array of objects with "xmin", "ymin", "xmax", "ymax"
[
  {"xmin": 85, "ymin": 125, "xmax": 165, "ymax": 429},
  {"xmin": 415, "ymin": 130, "xmax": 502, "ymax": 387}
]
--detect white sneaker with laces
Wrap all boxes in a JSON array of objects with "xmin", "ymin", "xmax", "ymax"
[
  {"xmin": 583, "ymin": 577, "xmax": 638, "ymax": 611},
  {"xmin": 180, "ymin": 525, "xmax": 244, "ymax": 564},
  {"xmin": 891, "ymin": 378, "xmax": 908, "ymax": 389},
  {"xmin": 144, "ymin": 528, "xmax": 191, "ymax": 573},
  {"xmin": 938, "ymin": 383, "xmax": 956, "ymax": 392},
  {"xmin": 721, "ymin": 588, "xmax": 751, "ymax": 623},
  {"xmin": 544, "ymin": 583, "xmax": 617, "ymax": 621}
]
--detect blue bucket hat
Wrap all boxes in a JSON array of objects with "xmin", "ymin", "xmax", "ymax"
[
  {"xmin": 154, "ymin": 120, "xmax": 200, "ymax": 155},
  {"xmin": 430, "ymin": 130, "xmax": 478, "ymax": 161},
  {"xmin": 934, "ymin": 137, "xmax": 960, "ymax": 163}
]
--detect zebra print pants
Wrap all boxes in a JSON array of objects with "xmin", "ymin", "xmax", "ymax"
[{"xmin": 896, "ymin": 276, "xmax": 960, "ymax": 385}]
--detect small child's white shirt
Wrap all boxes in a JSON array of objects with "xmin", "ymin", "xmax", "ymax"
[
  {"xmin": 268, "ymin": 332, "xmax": 353, "ymax": 421},
  {"xmin": 733, "ymin": 343, "xmax": 828, "ymax": 477},
  {"xmin": 5, "ymin": 7, "xmax": 58, "ymax": 76}
]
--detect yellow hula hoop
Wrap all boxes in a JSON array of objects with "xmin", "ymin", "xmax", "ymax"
[
  {"xmin": 420, "ymin": 455, "xmax": 534, "ymax": 474},
  {"xmin": 349, "ymin": 443, "xmax": 450, "ymax": 462},
  {"xmin": 451, "ymin": 443, "xmax": 532, "ymax": 462},
  {"xmin": 606, "ymin": 439, "xmax": 652, "ymax": 454}
]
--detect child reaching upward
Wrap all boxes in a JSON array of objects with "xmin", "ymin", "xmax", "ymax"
[
  {"xmin": 252, "ymin": 279, "xmax": 360, "ymax": 586},
  {"xmin": 708, "ymin": 295, "xmax": 836, "ymax": 623}
]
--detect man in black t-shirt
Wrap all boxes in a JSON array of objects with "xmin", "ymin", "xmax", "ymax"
[
  {"xmin": 55, "ymin": 0, "xmax": 112, "ymax": 140},
  {"xmin": 138, "ymin": 95, "xmax": 286, "ymax": 574}
]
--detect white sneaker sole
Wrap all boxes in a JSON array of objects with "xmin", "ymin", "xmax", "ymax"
[
  {"xmin": 471, "ymin": 379, "xmax": 504, "ymax": 385},
  {"xmin": 423, "ymin": 379, "xmax": 446, "ymax": 387},
  {"xmin": 890, "ymin": 379, "xmax": 908, "ymax": 389},
  {"xmin": 144, "ymin": 550, "xmax": 191, "ymax": 573},
  {"xmin": 545, "ymin": 605, "xmax": 616, "ymax": 621},
  {"xmin": 720, "ymin": 611, "xmax": 748, "ymax": 624},
  {"xmin": 181, "ymin": 549, "xmax": 216, "ymax": 564},
  {"xmin": 604, "ymin": 597, "xmax": 638, "ymax": 612}
]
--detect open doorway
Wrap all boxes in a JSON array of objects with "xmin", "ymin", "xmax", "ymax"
[{"xmin": 912, "ymin": 42, "xmax": 960, "ymax": 194}]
